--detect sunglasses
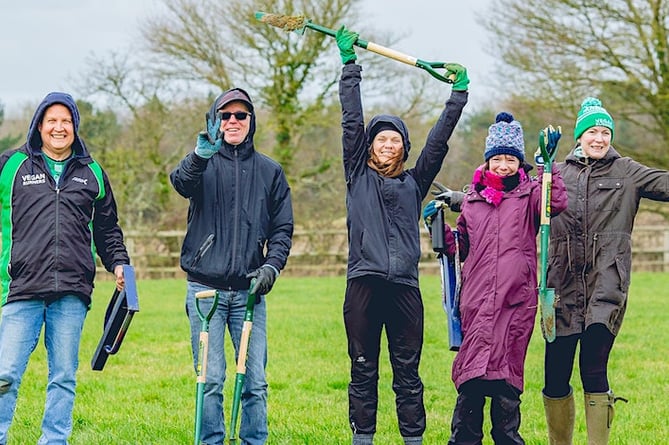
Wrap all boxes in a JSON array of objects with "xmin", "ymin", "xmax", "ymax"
[{"xmin": 219, "ymin": 111, "xmax": 251, "ymax": 121}]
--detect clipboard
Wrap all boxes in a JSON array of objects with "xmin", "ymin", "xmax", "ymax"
[{"xmin": 91, "ymin": 264, "xmax": 139, "ymax": 371}]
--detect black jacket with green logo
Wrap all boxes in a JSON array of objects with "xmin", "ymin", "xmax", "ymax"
[{"xmin": 0, "ymin": 93, "xmax": 129, "ymax": 306}]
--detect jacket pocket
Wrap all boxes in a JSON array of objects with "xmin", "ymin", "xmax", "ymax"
[
  {"xmin": 593, "ymin": 178, "xmax": 623, "ymax": 212},
  {"xmin": 614, "ymin": 256, "xmax": 630, "ymax": 292},
  {"xmin": 359, "ymin": 228, "xmax": 385, "ymax": 267},
  {"xmin": 505, "ymin": 259, "xmax": 534, "ymax": 307},
  {"xmin": 254, "ymin": 238, "xmax": 265, "ymax": 267},
  {"xmin": 190, "ymin": 233, "xmax": 214, "ymax": 268}
]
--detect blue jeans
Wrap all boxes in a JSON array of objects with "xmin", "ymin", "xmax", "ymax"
[
  {"xmin": 186, "ymin": 281, "xmax": 268, "ymax": 445},
  {"xmin": 0, "ymin": 296, "xmax": 88, "ymax": 445}
]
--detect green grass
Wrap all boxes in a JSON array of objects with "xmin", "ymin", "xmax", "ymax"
[{"xmin": 5, "ymin": 272, "xmax": 668, "ymax": 444}]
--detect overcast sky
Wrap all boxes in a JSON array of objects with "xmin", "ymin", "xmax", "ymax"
[{"xmin": 0, "ymin": 0, "xmax": 494, "ymax": 116}]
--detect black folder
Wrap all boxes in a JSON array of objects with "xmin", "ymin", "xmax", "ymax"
[{"xmin": 91, "ymin": 265, "xmax": 139, "ymax": 371}]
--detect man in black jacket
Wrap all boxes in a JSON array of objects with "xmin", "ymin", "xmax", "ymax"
[
  {"xmin": 0, "ymin": 92, "xmax": 130, "ymax": 444},
  {"xmin": 170, "ymin": 87, "xmax": 293, "ymax": 445}
]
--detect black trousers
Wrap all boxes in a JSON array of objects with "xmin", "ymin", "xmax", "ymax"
[
  {"xmin": 449, "ymin": 379, "xmax": 525, "ymax": 445},
  {"xmin": 344, "ymin": 276, "xmax": 425, "ymax": 437},
  {"xmin": 543, "ymin": 323, "xmax": 616, "ymax": 397}
]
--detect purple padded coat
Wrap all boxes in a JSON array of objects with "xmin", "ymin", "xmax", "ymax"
[{"xmin": 449, "ymin": 165, "xmax": 567, "ymax": 392}]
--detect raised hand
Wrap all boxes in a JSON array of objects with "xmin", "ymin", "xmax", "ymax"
[
  {"xmin": 444, "ymin": 63, "xmax": 469, "ymax": 91},
  {"xmin": 195, "ymin": 112, "xmax": 223, "ymax": 159},
  {"xmin": 535, "ymin": 125, "xmax": 562, "ymax": 166},
  {"xmin": 431, "ymin": 181, "xmax": 465, "ymax": 212},
  {"xmin": 335, "ymin": 25, "xmax": 359, "ymax": 64}
]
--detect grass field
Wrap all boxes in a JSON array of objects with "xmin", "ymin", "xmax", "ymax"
[{"xmin": 4, "ymin": 272, "xmax": 668, "ymax": 444}]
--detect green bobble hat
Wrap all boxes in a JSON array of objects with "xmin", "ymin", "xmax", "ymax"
[{"xmin": 574, "ymin": 97, "xmax": 614, "ymax": 141}]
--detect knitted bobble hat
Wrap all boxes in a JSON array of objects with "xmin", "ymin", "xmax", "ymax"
[
  {"xmin": 484, "ymin": 112, "xmax": 525, "ymax": 162},
  {"xmin": 574, "ymin": 97, "xmax": 614, "ymax": 141}
]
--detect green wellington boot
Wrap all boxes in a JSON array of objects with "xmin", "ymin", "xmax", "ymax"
[
  {"xmin": 543, "ymin": 388, "xmax": 574, "ymax": 445},
  {"xmin": 584, "ymin": 391, "xmax": 628, "ymax": 445}
]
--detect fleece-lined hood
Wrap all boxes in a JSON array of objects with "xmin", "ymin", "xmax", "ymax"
[
  {"xmin": 26, "ymin": 92, "xmax": 86, "ymax": 157},
  {"xmin": 365, "ymin": 114, "xmax": 412, "ymax": 161}
]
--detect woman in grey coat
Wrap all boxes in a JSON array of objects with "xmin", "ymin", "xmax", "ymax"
[{"xmin": 543, "ymin": 97, "xmax": 669, "ymax": 445}]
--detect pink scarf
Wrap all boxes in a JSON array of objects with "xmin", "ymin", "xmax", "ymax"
[{"xmin": 471, "ymin": 165, "xmax": 527, "ymax": 207}]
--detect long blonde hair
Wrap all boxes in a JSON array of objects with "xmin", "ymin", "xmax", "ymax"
[{"xmin": 367, "ymin": 146, "xmax": 405, "ymax": 178}]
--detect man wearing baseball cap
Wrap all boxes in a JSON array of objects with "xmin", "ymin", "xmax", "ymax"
[{"xmin": 170, "ymin": 87, "xmax": 293, "ymax": 444}]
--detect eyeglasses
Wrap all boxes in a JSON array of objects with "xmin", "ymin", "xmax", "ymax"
[{"xmin": 219, "ymin": 111, "xmax": 251, "ymax": 121}]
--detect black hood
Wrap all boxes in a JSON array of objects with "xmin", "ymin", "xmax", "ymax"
[
  {"xmin": 365, "ymin": 114, "xmax": 411, "ymax": 161},
  {"xmin": 208, "ymin": 88, "xmax": 256, "ymax": 153}
]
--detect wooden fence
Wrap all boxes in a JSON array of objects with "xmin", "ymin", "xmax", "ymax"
[{"xmin": 97, "ymin": 225, "xmax": 669, "ymax": 280}]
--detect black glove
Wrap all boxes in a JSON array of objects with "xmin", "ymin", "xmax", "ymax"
[
  {"xmin": 431, "ymin": 182, "xmax": 465, "ymax": 212},
  {"xmin": 246, "ymin": 265, "xmax": 277, "ymax": 297}
]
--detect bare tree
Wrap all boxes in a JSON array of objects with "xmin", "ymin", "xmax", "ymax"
[
  {"xmin": 0, "ymin": 102, "xmax": 22, "ymax": 151},
  {"xmin": 482, "ymin": 0, "xmax": 669, "ymax": 168},
  {"xmin": 75, "ymin": 51, "xmax": 209, "ymax": 228},
  {"xmin": 140, "ymin": 0, "xmax": 362, "ymax": 175},
  {"xmin": 74, "ymin": 0, "xmax": 463, "ymax": 228}
]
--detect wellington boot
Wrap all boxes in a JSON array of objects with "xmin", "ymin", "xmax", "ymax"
[
  {"xmin": 543, "ymin": 388, "xmax": 574, "ymax": 445},
  {"xmin": 584, "ymin": 391, "xmax": 627, "ymax": 445}
]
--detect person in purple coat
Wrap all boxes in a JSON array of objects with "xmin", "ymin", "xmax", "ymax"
[{"xmin": 424, "ymin": 113, "xmax": 568, "ymax": 444}]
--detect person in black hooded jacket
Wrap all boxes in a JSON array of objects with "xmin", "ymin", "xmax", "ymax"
[
  {"xmin": 170, "ymin": 88, "xmax": 293, "ymax": 445},
  {"xmin": 0, "ymin": 92, "xmax": 129, "ymax": 444},
  {"xmin": 335, "ymin": 26, "xmax": 469, "ymax": 445}
]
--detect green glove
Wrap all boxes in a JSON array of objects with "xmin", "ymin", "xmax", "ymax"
[
  {"xmin": 195, "ymin": 112, "xmax": 222, "ymax": 159},
  {"xmin": 445, "ymin": 63, "xmax": 469, "ymax": 91},
  {"xmin": 335, "ymin": 26, "xmax": 359, "ymax": 64}
]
